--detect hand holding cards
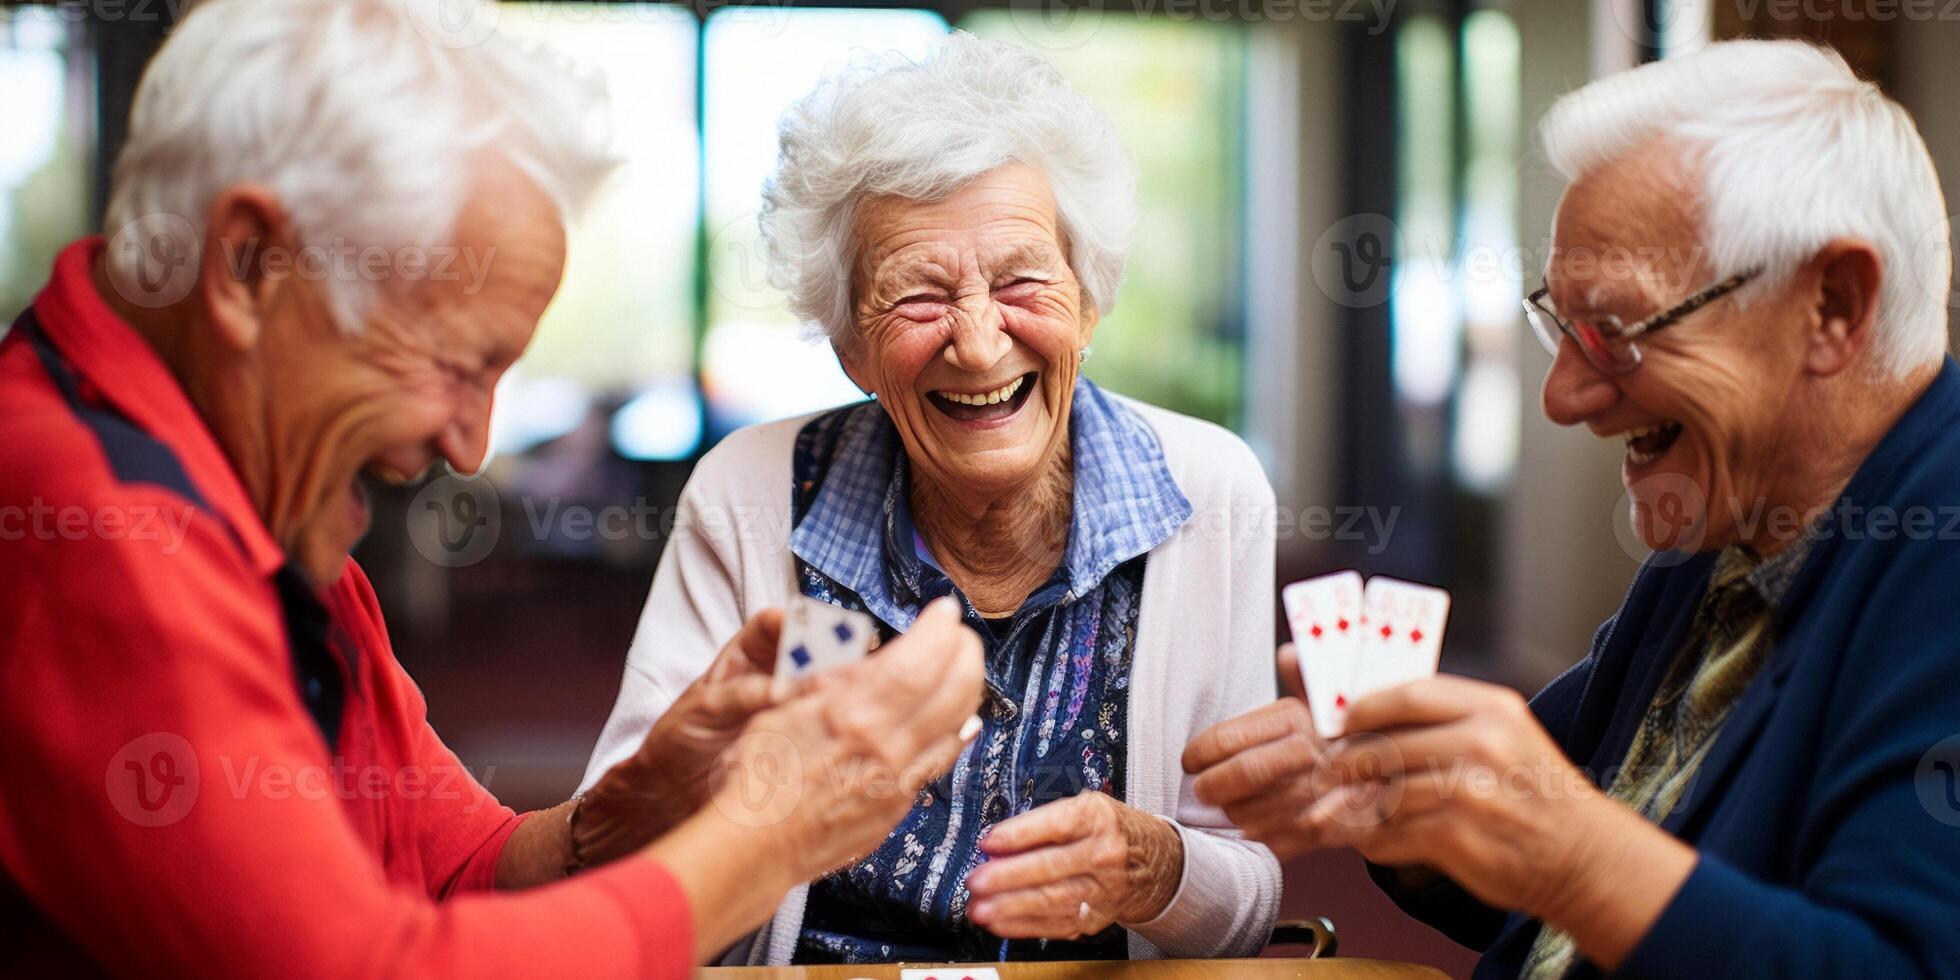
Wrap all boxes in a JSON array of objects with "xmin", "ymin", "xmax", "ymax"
[
  {"xmin": 772, "ymin": 595, "xmax": 985, "ymax": 740},
  {"xmin": 1283, "ymin": 572, "xmax": 1450, "ymax": 738}
]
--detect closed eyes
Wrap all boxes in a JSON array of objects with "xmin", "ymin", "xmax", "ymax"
[
  {"xmin": 882, "ymin": 273, "xmax": 1055, "ymax": 315},
  {"xmin": 992, "ymin": 276, "xmax": 1052, "ymax": 301}
]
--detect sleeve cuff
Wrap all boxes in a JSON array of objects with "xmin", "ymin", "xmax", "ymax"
[
  {"xmin": 442, "ymin": 810, "xmax": 528, "ymax": 897},
  {"xmin": 1127, "ymin": 821, "xmax": 1273, "ymax": 957}
]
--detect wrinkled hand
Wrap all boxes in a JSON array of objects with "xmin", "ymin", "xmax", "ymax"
[
  {"xmin": 1300, "ymin": 674, "xmax": 1615, "ymax": 919},
  {"xmin": 711, "ymin": 597, "xmax": 986, "ymax": 883},
  {"xmin": 1181, "ymin": 686, "xmax": 1330, "ymax": 861},
  {"xmin": 1185, "ymin": 642, "xmax": 1696, "ymax": 956},
  {"xmin": 575, "ymin": 609, "xmax": 784, "ymax": 866},
  {"xmin": 964, "ymin": 792, "xmax": 1185, "ymax": 939}
]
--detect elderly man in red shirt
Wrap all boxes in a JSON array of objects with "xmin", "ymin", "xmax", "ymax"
[{"xmin": 0, "ymin": 0, "xmax": 983, "ymax": 975}]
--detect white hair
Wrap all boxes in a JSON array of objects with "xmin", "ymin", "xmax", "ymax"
[
  {"xmin": 759, "ymin": 31, "xmax": 1137, "ymax": 353},
  {"xmin": 1539, "ymin": 39, "xmax": 1950, "ymax": 380},
  {"xmin": 103, "ymin": 0, "xmax": 616, "ymax": 330}
]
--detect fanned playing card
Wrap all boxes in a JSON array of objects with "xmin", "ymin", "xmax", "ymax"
[
  {"xmin": 772, "ymin": 595, "xmax": 875, "ymax": 700},
  {"xmin": 1282, "ymin": 571, "xmax": 1365, "ymax": 739},
  {"xmin": 1351, "ymin": 575, "xmax": 1450, "ymax": 701}
]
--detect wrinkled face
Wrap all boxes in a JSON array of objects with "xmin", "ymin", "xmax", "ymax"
[
  {"xmin": 842, "ymin": 163, "xmax": 1098, "ymax": 500},
  {"xmin": 1540, "ymin": 142, "xmax": 1813, "ymax": 553},
  {"xmin": 248, "ymin": 161, "xmax": 563, "ymax": 584}
]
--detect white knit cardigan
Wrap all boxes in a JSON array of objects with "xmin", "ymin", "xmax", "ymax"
[{"xmin": 581, "ymin": 395, "xmax": 1283, "ymax": 964}]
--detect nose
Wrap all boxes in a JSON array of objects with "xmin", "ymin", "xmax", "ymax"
[
  {"xmin": 435, "ymin": 382, "xmax": 495, "ymax": 476},
  {"xmin": 1540, "ymin": 336, "xmax": 1620, "ymax": 427},
  {"xmin": 942, "ymin": 298, "xmax": 1013, "ymax": 374}
]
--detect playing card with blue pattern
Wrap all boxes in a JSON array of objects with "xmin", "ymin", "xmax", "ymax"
[{"xmin": 772, "ymin": 595, "xmax": 877, "ymax": 700}]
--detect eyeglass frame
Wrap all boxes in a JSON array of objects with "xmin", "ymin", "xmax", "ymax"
[{"xmin": 1523, "ymin": 268, "xmax": 1762, "ymax": 375}]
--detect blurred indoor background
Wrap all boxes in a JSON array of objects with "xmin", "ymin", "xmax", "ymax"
[{"xmin": 4, "ymin": 0, "xmax": 1957, "ymax": 973}]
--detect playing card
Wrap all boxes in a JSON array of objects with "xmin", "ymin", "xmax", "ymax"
[
  {"xmin": 1352, "ymin": 576, "xmax": 1450, "ymax": 701},
  {"xmin": 901, "ymin": 969, "xmax": 1001, "ymax": 980},
  {"xmin": 1282, "ymin": 571, "xmax": 1365, "ymax": 739},
  {"xmin": 772, "ymin": 595, "xmax": 876, "ymax": 700}
]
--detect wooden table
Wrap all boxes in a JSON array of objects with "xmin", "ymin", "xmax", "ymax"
[{"xmin": 698, "ymin": 959, "xmax": 1448, "ymax": 979}]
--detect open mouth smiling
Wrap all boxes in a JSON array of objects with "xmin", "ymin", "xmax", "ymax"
[
  {"xmin": 1623, "ymin": 421, "xmax": 1684, "ymax": 467},
  {"xmin": 928, "ymin": 372, "xmax": 1037, "ymax": 423}
]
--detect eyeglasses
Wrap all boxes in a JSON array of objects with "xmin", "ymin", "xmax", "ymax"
[{"xmin": 1523, "ymin": 269, "xmax": 1760, "ymax": 376}]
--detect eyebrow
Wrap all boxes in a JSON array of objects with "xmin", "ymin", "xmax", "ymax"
[
  {"xmin": 1547, "ymin": 279, "xmax": 1646, "ymax": 321},
  {"xmin": 870, "ymin": 252, "xmax": 957, "ymax": 288},
  {"xmin": 984, "ymin": 242, "xmax": 1063, "ymax": 276}
]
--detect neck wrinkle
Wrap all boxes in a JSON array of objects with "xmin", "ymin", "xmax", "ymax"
[{"xmin": 908, "ymin": 438, "xmax": 1074, "ymax": 618}]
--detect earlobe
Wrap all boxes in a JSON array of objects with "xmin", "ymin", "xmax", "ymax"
[
  {"xmin": 1806, "ymin": 240, "xmax": 1882, "ymax": 378},
  {"xmin": 199, "ymin": 186, "xmax": 287, "ymax": 353}
]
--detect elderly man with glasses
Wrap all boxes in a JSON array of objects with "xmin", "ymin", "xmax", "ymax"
[{"xmin": 1186, "ymin": 39, "xmax": 1960, "ymax": 980}]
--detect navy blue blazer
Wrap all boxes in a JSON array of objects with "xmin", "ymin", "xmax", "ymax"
[{"xmin": 1375, "ymin": 359, "xmax": 1960, "ymax": 979}]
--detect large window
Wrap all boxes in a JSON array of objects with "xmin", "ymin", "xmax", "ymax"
[
  {"xmin": 0, "ymin": 8, "xmax": 92, "ymax": 323},
  {"xmin": 494, "ymin": 4, "xmax": 702, "ymax": 460},
  {"xmin": 1388, "ymin": 6, "xmax": 1523, "ymax": 494},
  {"xmin": 490, "ymin": 2, "xmax": 1251, "ymax": 473},
  {"xmin": 701, "ymin": 8, "xmax": 951, "ymax": 431},
  {"xmin": 962, "ymin": 13, "xmax": 1249, "ymax": 429}
]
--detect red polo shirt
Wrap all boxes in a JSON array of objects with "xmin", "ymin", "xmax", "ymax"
[{"xmin": 0, "ymin": 240, "xmax": 692, "ymax": 977}]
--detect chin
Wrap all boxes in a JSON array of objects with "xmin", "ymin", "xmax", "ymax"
[
  {"xmin": 293, "ymin": 546, "xmax": 353, "ymax": 590},
  {"xmin": 1632, "ymin": 507, "xmax": 1707, "ymax": 553},
  {"xmin": 293, "ymin": 509, "xmax": 368, "ymax": 589},
  {"xmin": 1629, "ymin": 468, "xmax": 1741, "ymax": 554}
]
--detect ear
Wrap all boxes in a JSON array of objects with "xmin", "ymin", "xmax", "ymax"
[
  {"xmin": 1077, "ymin": 301, "xmax": 1101, "ymax": 351},
  {"xmin": 198, "ymin": 185, "xmax": 288, "ymax": 353},
  {"xmin": 833, "ymin": 336, "xmax": 874, "ymax": 397},
  {"xmin": 1804, "ymin": 238, "xmax": 1883, "ymax": 378}
]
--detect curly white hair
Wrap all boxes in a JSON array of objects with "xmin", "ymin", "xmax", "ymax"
[{"xmin": 759, "ymin": 31, "xmax": 1138, "ymax": 353}]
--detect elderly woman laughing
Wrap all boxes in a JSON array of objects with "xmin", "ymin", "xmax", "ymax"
[{"xmin": 580, "ymin": 33, "xmax": 1281, "ymax": 966}]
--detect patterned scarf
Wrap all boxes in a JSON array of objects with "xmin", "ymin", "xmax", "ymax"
[{"xmin": 1522, "ymin": 542, "xmax": 1796, "ymax": 979}]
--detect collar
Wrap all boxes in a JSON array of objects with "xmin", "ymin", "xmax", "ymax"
[
  {"xmin": 31, "ymin": 238, "xmax": 287, "ymax": 577},
  {"xmin": 1757, "ymin": 356, "xmax": 1960, "ymax": 622},
  {"xmin": 789, "ymin": 378, "xmax": 1193, "ymax": 629},
  {"xmin": 1738, "ymin": 532, "xmax": 1813, "ymax": 614}
]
